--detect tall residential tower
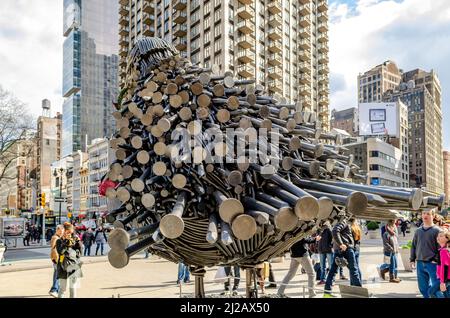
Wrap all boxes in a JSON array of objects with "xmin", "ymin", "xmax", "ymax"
[{"xmin": 118, "ymin": 0, "xmax": 330, "ymax": 129}]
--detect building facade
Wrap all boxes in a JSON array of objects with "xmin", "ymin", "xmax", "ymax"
[
  {"xmin": 358, "ymin": 60, "xmax": 402, "ymax": 103},
  {"xmin": 0, "ymin": 140, "xmax": 36, "ymax": 216},
  {"xmin": 384, "ymin": 69, "xmax": 444, "ymax": 194},
  {"xmin": 62, "ymin": 0, "xmax": 119, "ymax": 157},
  {"xmin": 36, "ymin": 102, "xmax": 62, "ymax": 206},
  {"xmin": 50, "ymin": 156, "xmax": 74, "ymax": 220},
  {"xmin": 80, "ymin": 157, "xmax": 90, "ymax": 216},
  {"xmin": 444, "ymin": 151, "xmax": 450, "ymax": 205},
  {"xmin": 87, "ymin": 138, "xmax": 115, "ymax": 218},
  {"xmin": 330, "ymin": 107, "xmax": 358, "ymax": 136},
  {"xmin": 71, "ymin": 151, "xmax": 88, "ymax": 217},
  {"xmin": 345, "ymin": 137, "xmax": 408, "ymax": 188},
  {"xmin": 66, "ymin": 166, "xmax": 74, "ymax": 215},
  {"xmin": 118, "ymin": 0, "xmax": 330, "ymax": 129}
]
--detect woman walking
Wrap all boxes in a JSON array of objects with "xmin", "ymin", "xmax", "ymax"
[
  {"xmin": 94, "ymin": 227, "xmax": 107, "ymax": 256},
  {"xmin": 350, "ymin": 218, "xmax": 363, "ymax": 281},
  {"xmin": 57, "ymin": 223, "xmax": 83, "ymax": 298},
  {"xmin": 379, "ymin": 220, "xmax": 401, "ymax": 283}
]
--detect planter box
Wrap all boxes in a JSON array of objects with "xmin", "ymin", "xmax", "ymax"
[
  {"xmin": 368, "ymin": 230, "xmax": 379, "ymax": 239},
  {"xmin": 399, "ymin": 248, "xmax": 413, "ymax": 272}
]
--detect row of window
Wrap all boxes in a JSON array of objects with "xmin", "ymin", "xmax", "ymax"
[
  {"xmin": 370, "ymin": 177, "xmax": 402, "ymax": 187},
  {"xmin": 369, "ymin": 164, "xmax": 402, "ymax": 177},
  {"xmin": 369, "ymin": 151, "xmax": 398, "ymax": 165}
]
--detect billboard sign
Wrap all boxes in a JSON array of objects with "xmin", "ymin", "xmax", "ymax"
[
  {"xmin": 359, "ymin": 103, "xmax": 400, "ymax": 138},
  {"xmin": 0, "ymin": 218, "xmax": 26, "ymax": 238}
]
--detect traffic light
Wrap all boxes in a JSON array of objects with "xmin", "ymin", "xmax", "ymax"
[{"xmin": 37, "ymin": 193, "xmax": 45, "ymax": 208}]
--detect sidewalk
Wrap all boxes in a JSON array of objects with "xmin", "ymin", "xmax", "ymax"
[{"xmin": 0, "ymin": 255, "xmax": 110, "ymax": 274}]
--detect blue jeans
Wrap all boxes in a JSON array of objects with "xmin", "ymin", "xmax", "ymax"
[
  {"xmin": 445, "ymin": 283, "xmax": 450, "ymax": 298},
  {"xmin": 416, "ymin": 261, "xmax": 445, "ymax": 298},
  {"xmin": 178, "ymin": 263, "xmax": 190, "ymax": 282},
  {"xmin": 354, "ymin": 250, "xmax": 362, "ymax": 281},
  {"xmin": 324, "ymin": 248, "xmax": 362, "ymax": 293},
  {"xmin": 380, "ymin": 252, "xmax": 398, "ymax": 276},
  {"xmin": 50, "ymin": 263, "xmax": 59, "ymax": 292},
  {"xmin": 95, "ymin": 243, "xmax": 104, "ymax": 255},
  {"xmin": 320, "ymin": 253, "xmax": 345, "ymax": 281},
  {"xmin": 84, "ymin": 245, "xmax": 92, "ymax": 256},
  {"xmin": 224, "ymin": 265, "xmax": 240, "ymax": 290}
]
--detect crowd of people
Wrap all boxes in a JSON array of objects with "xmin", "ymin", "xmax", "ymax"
[
  {"xmin": 202, "ymin": 208, "xmax": 449, "ymax": 298},
  {"xmin": 43, "ymin": 208, "xmax": 449, "ymax": 298},
  {"xmin": 22, "ymin": 223, "xmax": 44, "ymax": 246}
]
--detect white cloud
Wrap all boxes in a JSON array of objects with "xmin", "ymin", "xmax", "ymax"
[
  {"xmin": 0, "ymin": 0, "xmax": 63, "ymax": 118},
  {"xmin": 329, "ymin": 0, "xmax": 450, "ymax": 149}
]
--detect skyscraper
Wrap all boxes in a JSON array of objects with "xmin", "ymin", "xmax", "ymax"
[
  {"xmin": 444, "ymin": 151, "xmax": 450, "ymax": 205},
  {"xmin": 62, "ymin": 0, "xmax": 119, "ymax": 157},
  {"xmin": 384, "ymin": 69, "xmax": 444, "ymax": 194},
  {"xmin": 118, "ymin": 0, "xmax": 330, "ymax": 129}
]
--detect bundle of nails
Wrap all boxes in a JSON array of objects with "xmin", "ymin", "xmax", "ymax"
[{"xmin": 106, "ymin": 38, "xmax": 446, "ymax": 270}]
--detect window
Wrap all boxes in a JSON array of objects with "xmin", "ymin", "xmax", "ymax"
[
  {"xmin": 214, "ymin": 40, "xmax": 221, "ymax": 53},
  {"xmin": 191, "ymin": 24, "xmax": 200, "ymax": 38},
  {"xmin": 204, "ymin": 45, "xmax": 211, "ymax": 58},
  {"xmin": 204, "ymin": 30, "xmax": 211, "ymax": 44},
  {"xmin": 214, "ymin": 23, "xmax": 221, "ymax": 38},
  {"xmin": 204, "ymin": 16, "xmax": 211, "ymax": 29},
  {"xmin": 204, "ymin": 1, "xmax": 211, "ymax": 15},
  {"xmin": 214, "ymin": 54, "xmax": 221, "ymax": 67},
  {"xmin": 214, "ymin": 9, "xmax": 221, "ymax": 23}
]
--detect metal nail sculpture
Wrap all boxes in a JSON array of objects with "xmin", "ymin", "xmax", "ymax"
[{"xmin": 106, "ymin": 38, "xmax": 446, "ymax": 297}]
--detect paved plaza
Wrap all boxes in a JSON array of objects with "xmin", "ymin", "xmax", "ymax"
[{"xmin": 0, "ymin": 231, "xmax": 422, "ymax": 298}]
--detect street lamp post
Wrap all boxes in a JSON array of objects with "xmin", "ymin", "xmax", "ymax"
[{"xmin": 54, "ymin": 168, "xmax": 64, "ymax": 225}]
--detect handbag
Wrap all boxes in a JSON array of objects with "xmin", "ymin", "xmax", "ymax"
[
  {"xmin": 62, "ymin": 249, "xmax": 81, "ymax": 273},
  {"xmin": 214, "ymin": 266, "xmax": 228, "ymax": 283}
]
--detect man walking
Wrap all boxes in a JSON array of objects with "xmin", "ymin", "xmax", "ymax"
[
  {"xmin": 324, "ymin": 213, "xmax": 362, "ymax": 297},
  {"xmin": 410, "ymin": 208, "xmax": 444, "ymax": 298},
  {"xmin": 82, "ymin": 228, "xmax": 95, "ymax": 256},
  {"xmin": 49, "ymin": 225, "xmax": 64, "ymax": 298},
  {"xmin": 400, "ymin": 220, "xmax": 409, "ymax": 237},
  {"xmin": 278, "ymin": 237, "xmax": 317, "ymax": 298},
  {"xmin": 317, "ymin": 222, "xmax": 347, "ymax": 285}
]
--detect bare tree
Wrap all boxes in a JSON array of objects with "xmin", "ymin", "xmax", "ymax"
[{"xmin": 0, "ymin": 85, "xmax": 35, "ymax": 183}]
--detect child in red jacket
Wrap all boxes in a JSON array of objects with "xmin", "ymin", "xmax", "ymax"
[{"xmin": 437, "ymin": 231, "xmax": 450, "ymax": 297}]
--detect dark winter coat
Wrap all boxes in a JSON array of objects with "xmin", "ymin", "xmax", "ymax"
[
  {"xmin": 56, "ymin": 235, "xmax": 83, "ymax": 279},
  {"xmin": 82, "ymin": 232, "xmax": 95, "ymax": 246},
  {"xmin": 317, "ymin": 227, "xmax": 333, "ymax": 254},
  {"xmin": 290, "ymin": 237, "xmax": 317, "ymax": 258}
]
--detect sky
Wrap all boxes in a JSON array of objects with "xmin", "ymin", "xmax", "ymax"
[
  {"xmin": 328, "ymin": 0, "xmax": 450, "ymax": 150},
  {"xmin": 0, "ymin": 0, "xmax": 448, "ymax": 149}
]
